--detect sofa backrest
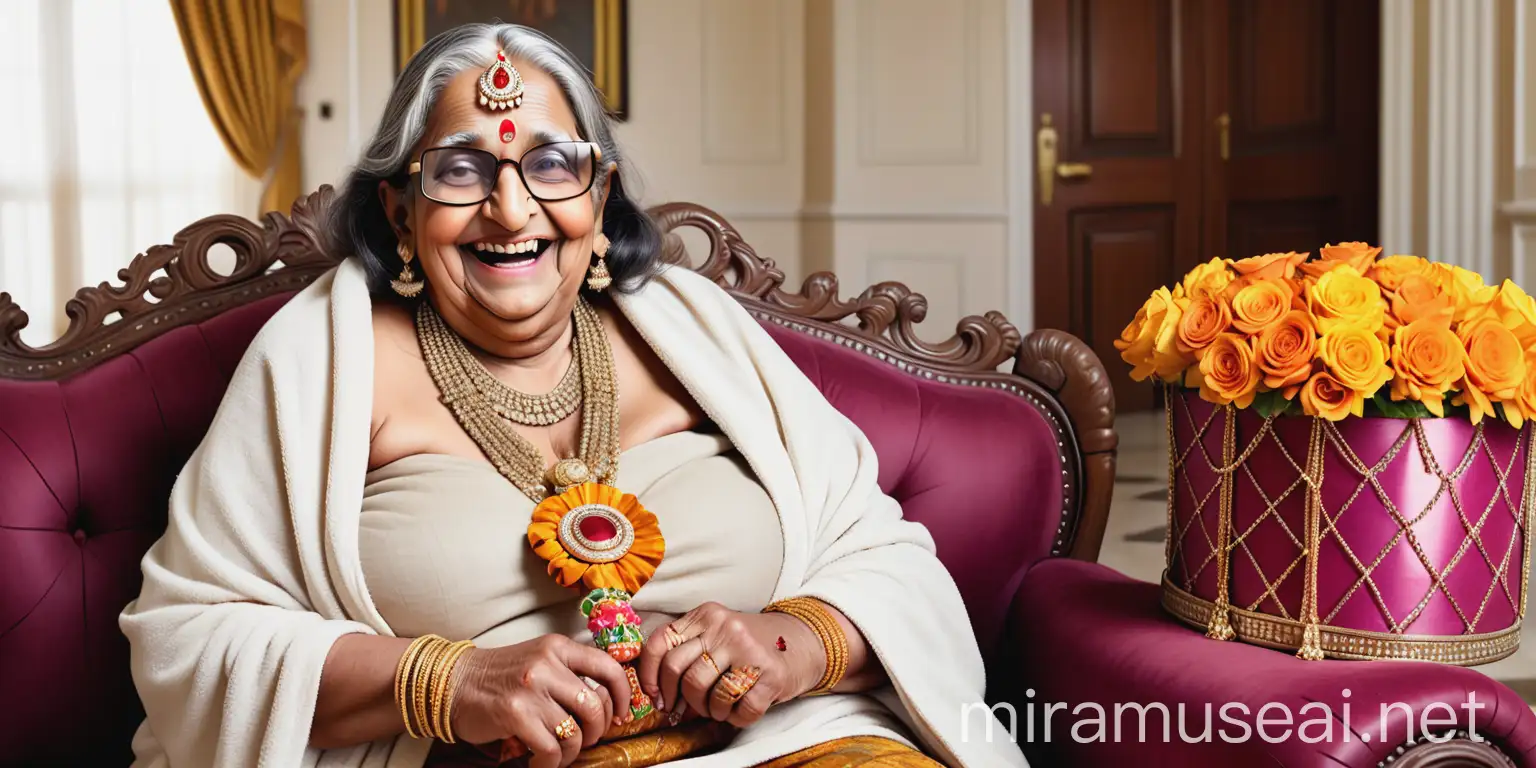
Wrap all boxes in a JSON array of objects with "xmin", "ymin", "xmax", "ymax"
[{"xmin": 0, "ymin": 191, "xmax": 1116, "ymax": 765}]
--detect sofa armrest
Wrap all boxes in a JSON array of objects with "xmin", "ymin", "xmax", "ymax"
[{"xmin": 993, "ymin": 559, "xmax": 1536, "ymax": 767}]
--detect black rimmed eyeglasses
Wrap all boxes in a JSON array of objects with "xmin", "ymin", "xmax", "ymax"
[{"xmin": 407, "ymin": 141, "xmax": 602, "ymax": 206}]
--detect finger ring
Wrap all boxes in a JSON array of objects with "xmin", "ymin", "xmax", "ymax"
[
  {"xmin": 714, "ymin": 665, "xmax": 762, "ymax": 705},
  {"xmin": 554, "ymin": 716, "xmax": 579, "ymax": 740},
  {"xmin": 700, "ymin": 651, "xmax": 721, "ymax": 675},
  {"xmin": 576, "ymin": 690, "xmax": 591, "ymax": 707}
]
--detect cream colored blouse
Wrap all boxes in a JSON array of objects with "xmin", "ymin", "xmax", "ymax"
[{"xmin": 359, "ymin": 429, "xmax": 785, "ymax": 647}]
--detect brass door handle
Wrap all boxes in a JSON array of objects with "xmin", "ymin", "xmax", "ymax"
[
  {"xmin": 1038, "ymin": 115, "xmax": 1094, "ymax": 206},
  {"xmin": 1038, "ymin": 113, "xmax": 1059, "ymax": 206},
  {"xmin": 1217, "ymin": 113, "xmax": 1231, "ymax": 161}
]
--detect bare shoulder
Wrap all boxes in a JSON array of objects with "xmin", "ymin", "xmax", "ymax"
[{"xmin": 368, "ymin": 301, "xmax": 452, "ymax": 467}]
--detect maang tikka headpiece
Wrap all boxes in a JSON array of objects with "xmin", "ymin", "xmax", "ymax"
[{"xmin": 479, "ymin": 50, "xmax": 525, "ymax": 110}]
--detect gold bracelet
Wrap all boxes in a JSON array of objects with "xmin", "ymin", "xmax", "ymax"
[
  {"xmin": 763, "ymin": 597, "xmax": 849, "ymax": 695},
  {"xmin": 432, "ymin": 640, "xmax": 475, "ymax": 744},
  {"xmin": 415, "ymin": 638, "xmax": 449, "ymax": 739},
  {"xmin": 394, "ymin": 635, "xmax": 441, "ymax": 739}
]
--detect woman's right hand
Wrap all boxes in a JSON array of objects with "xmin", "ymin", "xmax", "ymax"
[{"xmin": 449, "ymin": 634, "xmax": 634, "ymax": 768}]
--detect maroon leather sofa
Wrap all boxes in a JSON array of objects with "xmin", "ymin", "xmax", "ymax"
[{"xmin": 2, "ymin": 189, "xmax": 1534, "ymax": 767}]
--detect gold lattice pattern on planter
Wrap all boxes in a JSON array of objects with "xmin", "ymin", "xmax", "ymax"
[{"xmin": 1164, "ymin": 392, "xmax": 1535, "ymax": 662}]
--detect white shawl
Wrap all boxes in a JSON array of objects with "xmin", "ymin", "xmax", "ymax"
[{"xmin": 120, "ymin": 258, "xmax": 1026, "ymax": 768}]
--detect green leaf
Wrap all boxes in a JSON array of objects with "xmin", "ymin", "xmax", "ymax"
[
  {"xmin": 1252, "ymin": 390, "xmax": 1293, "ymax": 419},
  {"xmin": 1370, "ymin": 392, "xmax": 1435, "ymax": 419}
]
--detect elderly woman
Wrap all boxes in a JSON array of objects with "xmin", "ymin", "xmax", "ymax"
[{"xmin": 120, "ymin": 23, "xmax": 1020, "ymax": 768}]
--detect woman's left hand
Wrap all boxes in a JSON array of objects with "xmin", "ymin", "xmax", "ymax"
[{"xmin": 635, "ymin": 602, "xmax": 821, "ymax": 728}]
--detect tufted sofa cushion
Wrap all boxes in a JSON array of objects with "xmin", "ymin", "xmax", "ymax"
[{"xmin": 0, "ymin": 288, "xmax": 1068, "ymax": 765}]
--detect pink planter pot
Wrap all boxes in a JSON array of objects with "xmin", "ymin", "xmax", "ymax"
[{"xmin": 1162, "ymin": 388, "xmax": 1533, "ymax": 664}]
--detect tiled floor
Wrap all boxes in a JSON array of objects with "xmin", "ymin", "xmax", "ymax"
[{"xmin": 1102, "ymin": 409, "xmax": 1536, "ymax": 702}]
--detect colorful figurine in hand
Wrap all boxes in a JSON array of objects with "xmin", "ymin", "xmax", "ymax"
[{"xmin": 581, "ymin": 587, "xmax": 654, "ymax": 718}]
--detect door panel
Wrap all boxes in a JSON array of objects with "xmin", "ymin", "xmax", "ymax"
[
  {"xmin": 1206, "ymin": 0, "xmax": 1379, "ymax": 260},
  {"xmin": 1035, "ymin": 0, "xmax": 1204, "ymax": 413}
]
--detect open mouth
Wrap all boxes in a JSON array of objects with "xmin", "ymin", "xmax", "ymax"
[{"xmin": 462, "ymin": 238, "xmax": 555, "ymax": 268}]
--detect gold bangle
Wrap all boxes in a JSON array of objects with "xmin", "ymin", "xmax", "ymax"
[
  {"xmin": 763, "ymin": 597, "xmax": 849, "ymax": 695},
  {"xmin": 415, "ymin": 638, "xmax": 449, "ymax": 739},
  {"xmin": 433, "ymin": 640, "xmax": 475, "ymax": 744},
  {"xmin": 395, "ymin": 635, "xmax": 441, "ymax": 739}
]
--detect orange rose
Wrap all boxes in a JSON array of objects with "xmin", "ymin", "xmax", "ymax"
[
  {"xmin": 1192, "ymin": 333, "xmax": 1261, "ymax": 408},
  {"xmin": 1428, "ymin": 263, "xmax": 1497, "ymax": 321},
  {"xmin": 1318, "ymin": 325, "xmax": 1393, "ymax": 398},
  {"xmin": 1307, "ymin": 265, "xmax": 1387, "ymax": 334},
  {"xmin": 1299, "ymin": 370, "xmax": 1362, "ymax": 421},
  {"xmin": 1254, "ymin": 310, "xmax": 1317, "ymax": 397},
  {"xmin": 1389, "ymin": 318, "xmax": 1466, "ymax": 416},
  {"xmin": 1477, "ymin": 280, "xmax": 1536, "ymax": 349},
  {"xmin": 1369, "ymin": 255, "xmax": 1433, "ymax": 292},
  {"xmin": 1176, "ymin": 295, "xmax": 1232, "ymax": 357},
  {"xmin": 1299, "ymin": 242, "xmax": 1381, "ymax": 279},
  {"xmin": 1230, "ymin": 278, "xmax": 1293, "ymax": 335},
  {"xmin": 1389, "ymin": 274, "xmax": 1455, "ymax": 328},
  {"xmin": 1508, "ymin": 353, "xmax": 1536, "ymax": 428},
  {"xmin": 1455, "ymin": 317, "xmax": 1527, "ymax": 424},
  {"xmin": 1229, "ymin": 251, "xmax": 1308, "ymax": 282},
  {"xmin": 1115, "ymin": 287, "xmax": 1186, "ymax": 382},
  {"xmin": 1182, "ymin": 258, "xmax": 1236, "ymax": 300}
]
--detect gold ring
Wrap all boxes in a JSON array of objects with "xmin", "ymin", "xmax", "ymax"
[
  {"xmin": 714, "ymin": 665, "xmax": 762, "ymax": 705},
  {"xmin": 554, "ymin": 716, "xmax": 579, "ymax": 740},
  {"xmin": 700, "ymin": 651, "xmax": 721, "ymax": 675}
]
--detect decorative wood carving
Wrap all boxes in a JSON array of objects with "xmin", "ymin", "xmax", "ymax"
[
  {"xmin": 1392, "ymin": 734, "xmax": 1515, "ymax": 768},
  {"xmin": 0, "ymin": 187, "xmax": 342, "ymax": 379},
  {"xmin": 0, "ymin": 190, "xmax": 1117, "ymax": 560}
]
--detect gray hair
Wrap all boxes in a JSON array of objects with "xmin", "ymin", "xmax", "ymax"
[{"xmin": 327, "ymin": 23, "xmax": 660, "ymax": 297}]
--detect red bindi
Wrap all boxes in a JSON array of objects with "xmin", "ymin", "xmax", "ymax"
[{"xmin": 499, "ymin": 119, "xmax": 516, "ymax": 144}]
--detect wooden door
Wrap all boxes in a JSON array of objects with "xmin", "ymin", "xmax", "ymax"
[
  {"xmin": 1203, "ymin": 0, "xmax": 1379, "ymax": 259},
  {"xmin": 1033, "ymin": 0, "xmax": 1207, "ymax": 413}
]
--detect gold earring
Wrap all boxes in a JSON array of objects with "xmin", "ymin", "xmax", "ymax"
[
  {"xmin": 392, "ymin": 239, "xmax": 425, "ymax": 298},
  {"xmin": 586, "ymin": 234, "xmax": 612, "ymax": 292}
]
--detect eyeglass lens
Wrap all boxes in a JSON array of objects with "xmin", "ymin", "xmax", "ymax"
[{"xmin": 419, "ymin": 142, "xmax": 595, "ymax": 204}]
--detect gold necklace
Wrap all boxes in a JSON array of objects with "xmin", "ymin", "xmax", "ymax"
[{"xmin": 415, "ymin": 298, "xmax": 621, "ymax": 501}]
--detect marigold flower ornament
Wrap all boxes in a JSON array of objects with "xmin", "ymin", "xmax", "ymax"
[{"xmin": 527, "ymin": 482, "xmax": 665, "ymax": 595}]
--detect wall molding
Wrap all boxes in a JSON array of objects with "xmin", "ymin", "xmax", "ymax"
[
  {"xmin": 1427, "ymin": 0, "xmax": 1501, "ymax": 276},
  {"xmin": 700, "ymin": 0, "xmax": 791, "ymax": 166},
  {"xmin": 853, "ymin": 0, "xmax": 982, "ymax": 168},
  {"xmin": 1006, "ymin": 0, "xmax": 1032, "ymax": 331},
  {"xmin": 1380, "ymin": 0, "xmax": 1417, "ymax": 252}
]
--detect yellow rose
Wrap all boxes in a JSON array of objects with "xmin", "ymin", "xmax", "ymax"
[
  {"xmin": 1476, "ymin": 280, "xmax": 1536, "ymax": 349},
  {"xmin": 1176, "ymin": 295, "xmax": 1232, "ymax": 357},
  {"xmin": 1389, "ymin": 273, "xmax": 1455, "ymax": 329},
  {"xmin": 1182, "ymin": 258, "xmax": 1236, "ymax": 300},
  {"xmin": 1300, "ymin": 370, "xmax": 1362, "ymax": 421},
  {"xmin": 1230, "ymin": 278, "xmax": 1294, "ymax": 335},
  {"xmin": 1428, "ymin": 263, "xmax": 1497, "ymax": 321},
  {"xmin": 1389, "ymin": 318, "xmax": 1465, "ymax": 417},
  {"xmin": 1229, "ymin": 251, "xmax": 1308, "ymax": 282},
  {"xmin": 1454, "ymin": 317, "xmax": 1526, "ymax": 424},
  {"xmin": 1307, "ymin": 265, "xmax": 1387, "ymax": 334},
  {"xmin": 1300, "ymin": 242, "xmax": 1382, "ymax": 279},
  {"xmin": 1193, "ymin": 333, "xmax": 1261, "ymax": 408},
  {"xmin": 1318, "ymin": 324, "xmax": 1392, "ymax": 398},
  {"xmin": 1369, "ymin": 254, "xmax": 1433, "ymax": 292},
  {"xmin": 1115, "ymin": 287, "xmax": 1186, "ymax": 382},
  {"xmin": 1254, "ymin": 310, "xmax": 1317, "ymax": 397}
]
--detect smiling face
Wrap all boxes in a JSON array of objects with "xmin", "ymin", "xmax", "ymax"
[{"xmin": 380, "ymin": 60, "xmax": 609, "ymax": 353}]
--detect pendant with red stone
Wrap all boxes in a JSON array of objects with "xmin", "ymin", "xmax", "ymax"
[
  {"xmin": 499, "ymin": 119, "xmax": 516, "ymax": 143},
  {"xmin": 478, "ymin": 49, "xmax": 524, "ymax": 110}
]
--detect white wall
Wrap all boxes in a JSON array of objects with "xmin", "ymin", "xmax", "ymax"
[{"xmin": 297, "ymin": 0, "xmax": 1020, "ymax": 337}]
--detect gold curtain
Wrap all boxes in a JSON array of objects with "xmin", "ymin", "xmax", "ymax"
[{"xmin": 170, "ymin": 0, "xmax": 307, "ymax": 214}]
